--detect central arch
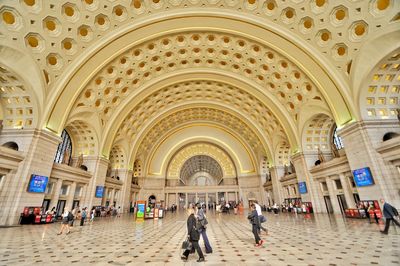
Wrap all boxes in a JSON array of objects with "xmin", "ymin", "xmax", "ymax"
[{"xmin": 167, "ymin": 142, "xmax": 237, "ymax": 182}]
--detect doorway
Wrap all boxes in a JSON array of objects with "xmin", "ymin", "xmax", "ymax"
[
  {"xmin": 42, "ymin": 199, "xmax": 51, "ymax": 212},
  {"xmin": 56, "ymin": 200, "xmax": 66, "ymax": 217},
  {"xmin": 72, "ymin": 200, "xmax": 80, "ymax": 210},
  {"xmin": 324, "ymin": 196, "xmax": 333, "ymax": 214},
  {"xmin": 337, "ymin": 194, "xmax": 348, "ymax": 214}
]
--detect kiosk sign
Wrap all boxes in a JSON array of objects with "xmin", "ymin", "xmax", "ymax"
[
  {"xmin": 353, "ymin": 167, "xmax": 374, "ymax": 187},
  {"xmin": 298, "ymin": 182, "xmax": 307, "ymax": 194},
  {"xmin": 136, "ymin": 201, "xmax": 146, "ymax": 218}
]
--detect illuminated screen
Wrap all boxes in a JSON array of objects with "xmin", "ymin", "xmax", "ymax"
[
  {"xmin": 95, "ymin": 186, "xmax": 104, "ymax": 198},
  {"xmin": 353, "ymin": 167, "xmax": 375, "ymax": 187},
  {"xmin": 27, "ymin": 175, "xmax": 48, "ymax": 193}
]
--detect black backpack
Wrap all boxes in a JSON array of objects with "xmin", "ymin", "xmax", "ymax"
[{"xmin": 67, "ymin": 211, "xmax": 74, "ymax": 221}]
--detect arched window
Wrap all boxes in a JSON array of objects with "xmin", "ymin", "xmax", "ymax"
[
  {"xmin": 333, "ymin": 127, "xmax": 344, "ymax": 150},
  {"xmin": 54, "ymin": 129, "xmax": 72, "ymax": 164},
  {"xmin": 2, "ymin": 141, "xmax": 19, "ymax": 151}
]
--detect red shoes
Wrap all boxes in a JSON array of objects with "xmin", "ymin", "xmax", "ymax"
[{"xmin": 255, "ymin": 240, "xmax": 265, "ymax": 247}]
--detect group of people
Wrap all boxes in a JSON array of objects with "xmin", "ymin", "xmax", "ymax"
[
  {"xmin": 181, "ymin": 200, "xmax": 270, "ymax": 262},
  {"xmin": 181, "ymin": 203, "xmax": 213, "ymax": 262},
  {"xmin": 57, "ymin": 206, "xmax": 91, "ymax": 235}
]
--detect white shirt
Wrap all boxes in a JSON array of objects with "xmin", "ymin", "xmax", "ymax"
[{"xmin": 254, "ymin": 203, "xmax": 262, "ymax": 216}]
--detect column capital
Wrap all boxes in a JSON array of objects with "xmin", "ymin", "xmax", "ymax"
[
  {"xmin": 291, "ymin": 152, "xmax": 305, "ymax": 162},
  {"xmin": 84, "ymin": 156, "xmax": 109, "ymax": 165},
  {"xmin": 338, "ymin": 120, "xmax": 399, "ymax": 138}
]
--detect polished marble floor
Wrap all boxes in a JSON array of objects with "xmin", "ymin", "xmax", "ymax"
[{"xmin": 0, "ymin": 210, "xmax": 399, "ymax": 266}]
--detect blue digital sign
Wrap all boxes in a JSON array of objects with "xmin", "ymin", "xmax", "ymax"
[
  {"xmin": 27, "ymin": 175, "xmax": 48, "ymax": 193},
  {"xmin": 353, "ymin": 167, "xmax": 375, "ymax": 187},
  {"xmin": 95, "ymin": 186, "xmax": 104, "ymax": 198},
  {"xmin": 298, "ymin": 182, "xmax": 307, "ymax": 194}
]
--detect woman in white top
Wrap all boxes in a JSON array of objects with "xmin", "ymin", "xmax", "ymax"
[
  {"xmin": 90, "ymin": 208, "xmax": 95, "ymax": 223},
  {"xmin": 57, "ymin": 209, "xmax": 71, "ymax": 235}
]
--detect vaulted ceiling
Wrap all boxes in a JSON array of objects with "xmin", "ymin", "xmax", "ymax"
[{"xmin": 0, "ymin": 0, "xmax": 399, "ymax": 175}]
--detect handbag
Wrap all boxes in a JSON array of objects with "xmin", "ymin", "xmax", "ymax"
[
  {"xmin": 200, "ymin": 217, "xmax": 208, "ymax": 228},
  {"xmin": 260, "ymin": 215, "xmax": 267, "ymax": 223},
  {"xmin": 181, "ymin": 237, "xmax": 192, "ymax": 250}
]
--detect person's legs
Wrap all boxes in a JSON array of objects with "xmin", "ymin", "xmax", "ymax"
[
  {"xmin": 382, "ymin": 218, "xmax": 391, "ymax": 233},
  {"xmin": 58, "ymin": 224, "xmax": 64, "ymax": 234},
  {"xmin": 192, "ymin": 241, "xmax": 204, "ymax": 259},
  {"xmin": 80, "ymin": 218, "xmax": 84, "ymax": 226},
  {"xmin": 252, "ymin": 224, "xmax": 261, "ymax": 244},
  {"xmin": 200, "ymin": 230, "xmax": 212, "ymax": 253}
]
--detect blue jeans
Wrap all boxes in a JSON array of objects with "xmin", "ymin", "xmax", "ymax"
[{"xmin": 200, "ymin": 229, "xmax": 212, "ymax": 253}]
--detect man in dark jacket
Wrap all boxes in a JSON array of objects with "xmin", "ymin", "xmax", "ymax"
[
  {"xmin": 248, "ymin": 204, "xmax": 264, "ymax": 247},
  {"xmin": 380, "ymin": 199, "xmax": 400, "ymax": 234},
  {"xmin": 181, "ymin": 208, "xmax": 205, "ymax": 262}
]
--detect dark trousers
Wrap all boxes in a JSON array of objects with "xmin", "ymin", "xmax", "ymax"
[
  {"xmin": 200, "ymin": 229, "xmax": 212, "ymax": 253},
  {"xmin": 383, "ymin": 218, "xmax": 400, "ymax": 233},
  {"xmin": 183, "ymin": 240, "xmax": 204, "ymax": 259},
  {"xmin": 80, "ymin": 218, "xmax": 85, "ymax": 226},
  {"xmin": 252, "ymin": 224, "xmax": 261, "ymax": 244}
]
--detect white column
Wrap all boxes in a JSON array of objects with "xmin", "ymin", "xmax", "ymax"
[
  {"xmin": 110, "ymin": 188, "xmax": 116, "ymax": 207},
  {"xmin": 185, "ymin": 193, "xmax": 188, "ymax": 208},
  {"xmin": 118, "ymin": 169, "xmax": 132, "ymax": 213},
  {"xmin": 327, "ymin": 178, "xmax": 341, "ymax": 214},
  {"xmin": 270, "ymin": 166, "xmax": 284, "ymax": 204},
  {"xmin": 50, "ymin": 178, "xmax": 63, "ymax": 211},
  {"xmin": 175, "ymin": 193, "xmax": 178, "ymax": 206},
  {"xmin": 205, "ymin": 192, "xmax": 208, "ymax": 209},
  {"xmin": 339, "ymin": 173, "xmax": 356, "ymax": 209},
  {"xmin": 65, "ymin": 182, "xmax": 77, "ymax": 211}
]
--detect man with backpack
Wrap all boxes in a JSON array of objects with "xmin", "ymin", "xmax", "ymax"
[{"xmin": 380, "ymin": 199, "xmax": 400, "ymax": 234}]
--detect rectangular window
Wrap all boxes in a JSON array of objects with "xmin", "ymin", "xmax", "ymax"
[
  {"xmin": 0, "ymin": 174, "xmax": 4, "ymax": 190},
  {"xmin": 321, "ymin": 182, "xmax": 328, "ymax": 192},
  {"xmin": 60, "ymin": 184, "xmax": 69, "ymax": 196},
  {"xmin": 334, "ymin": 179, "xmax": 343, "ymax": 190},
  {"xmin": 45, "ymin": 182, "xmax": 54, "ymax": 194},
  {"xmin": 74, "ymin": 186, "xmax": 82, "ymax": 197},
  {"xmin": 349, "ymin": 176, "xmax": 356, "ymax": 188}
]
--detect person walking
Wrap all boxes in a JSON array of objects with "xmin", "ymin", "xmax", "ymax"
[
  {"xmin": 57, "ymin": 209, "xmax": 71, "ymax": 235},
  {"xmin": 80, "ymin": 207, "xmax": 87, "ymax": 226},
  {"xmin": 196, "ymin": 204, "xmax": 213, "ymax": 254},
  {"xmin": 254, "ymin": 201, "xmax": 268, "ymax": 235},
  {"xmin": 380, "ymin": 199, "xmax": 400, "ymax": 234},
  {"xmin": 248, "ymin": 204, "xmax": 264, "ymax": 247},
  {"xmin": 181, "ymin": 207, "xmax": 205, "ymax": 262},
  {"xmin": 90, "ymin": 207, "xmax": 95, "ymax": 223}
]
